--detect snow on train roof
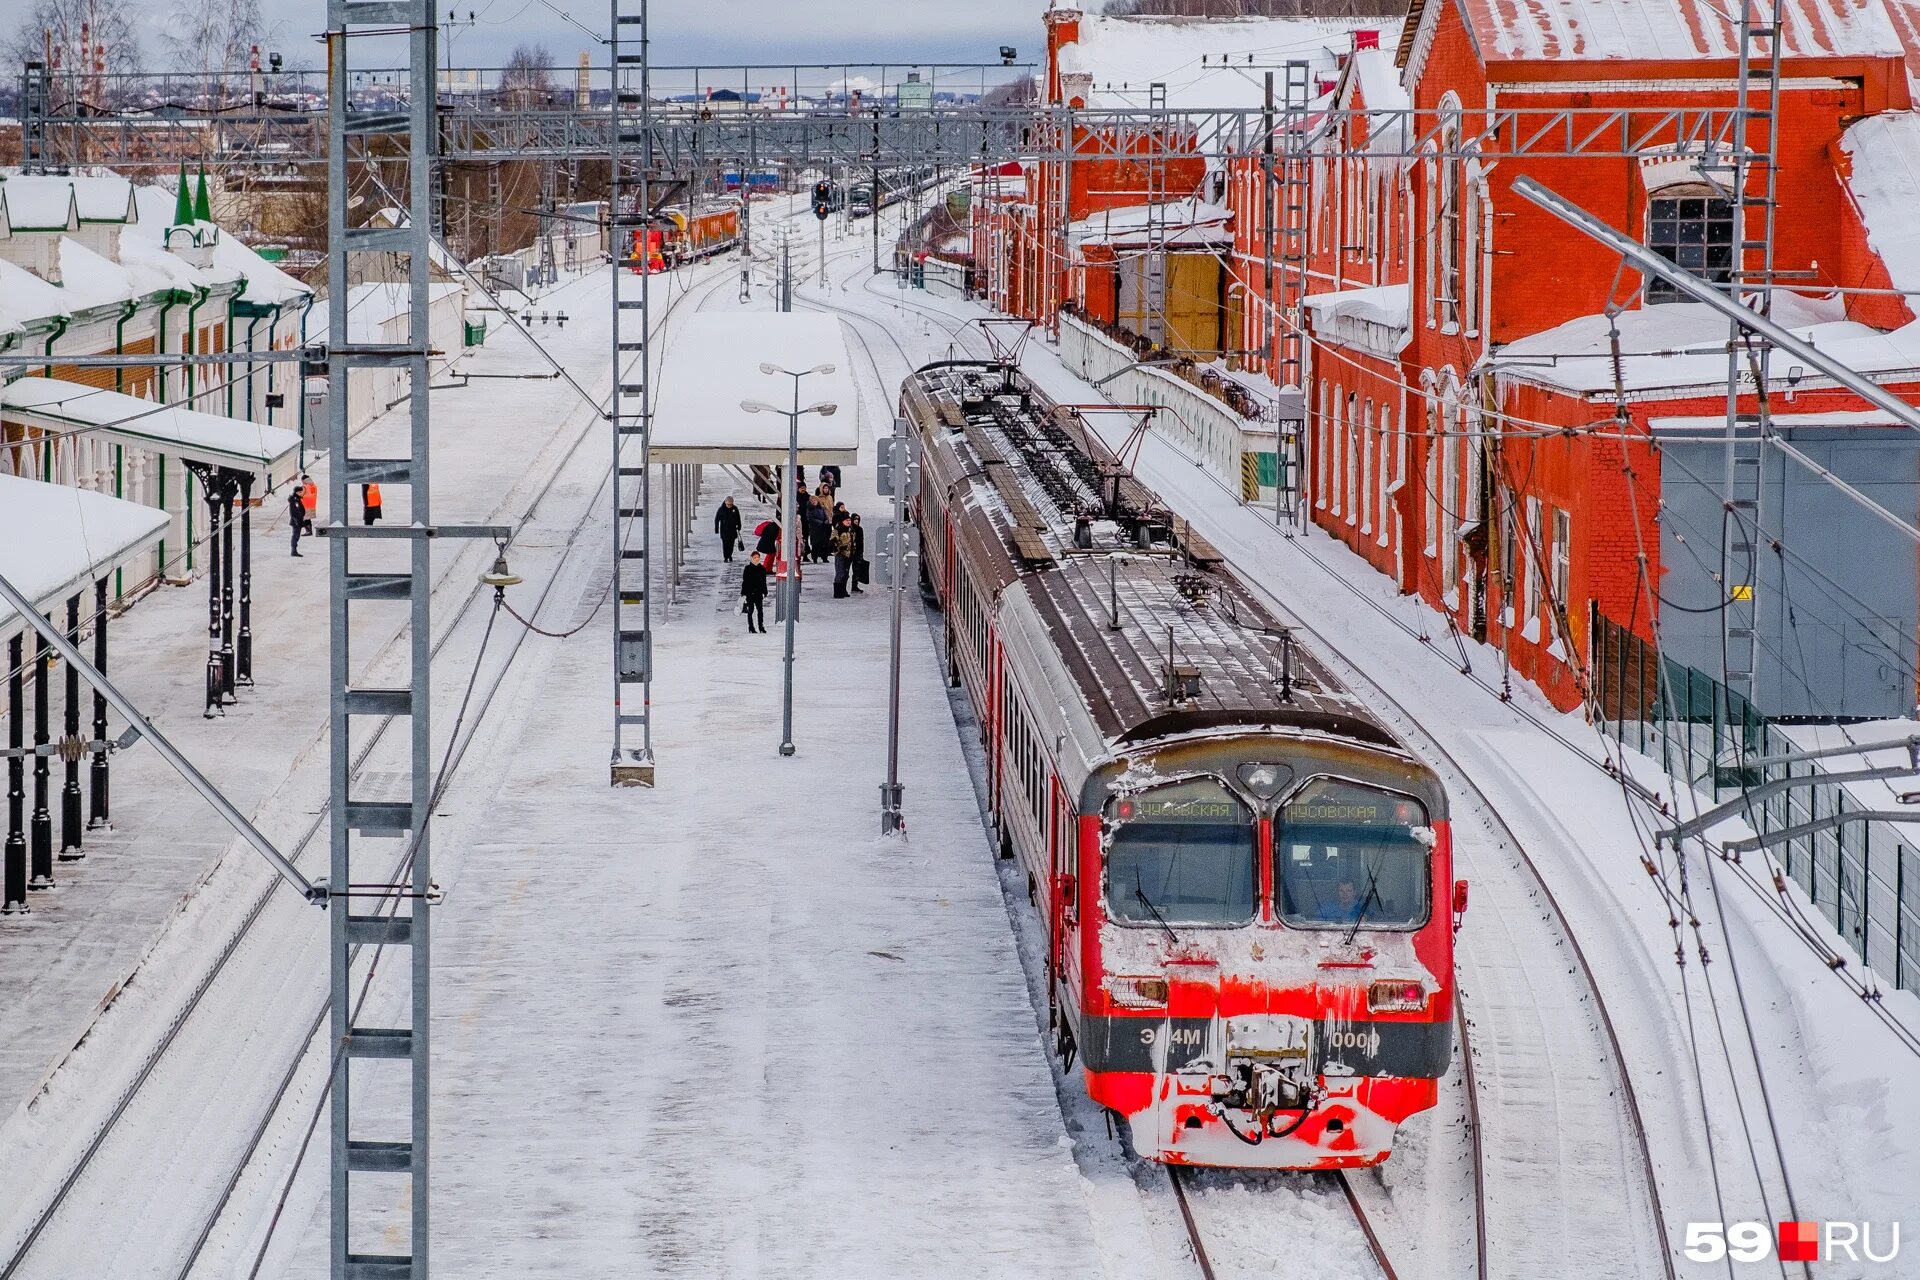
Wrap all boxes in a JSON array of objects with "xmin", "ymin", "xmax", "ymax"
[{"xmin": 649, "ymin": 312, "xmax": 860, "ymax": 463}]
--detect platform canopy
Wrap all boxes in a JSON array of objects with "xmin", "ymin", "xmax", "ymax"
[
  {"xmin": 649, "ymin": 312, "xmax": 861, "ymax": 464},
  {"xmin": 1, "ymin": 377, "xmax": 301, "ymax": 485},
  {"xmin": 0, "ymin": 474, "xmax": 167, "ymax": 643}
]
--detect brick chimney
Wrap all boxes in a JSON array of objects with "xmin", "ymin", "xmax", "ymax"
[{"xmin": 1045, "ymin": 3, "xmax": 1083, "ymax": 106}]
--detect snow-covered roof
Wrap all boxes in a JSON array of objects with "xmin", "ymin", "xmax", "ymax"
[
  {"xmin": 1650, "ymin": 407, "xmax": 1911, "ymax": 432},
  {"xmin": 128, "ymin": 185, "xmax": 306, "ymax": 307},
  {"xmin": 1058, "ymin": 15, "xmax": 1356, "ymax": 110},
  {"xmin": 1840, "ymin": 112, "xmax": 1920, "ymax": 297},
  {"xmin": 0, "ymin": 257, "xmax": 73, "ymax": 332},
  {"xmin": 0, "ymin": 474, "xmax": 168, "ymax": 644},
  {"xmin": 1491, "ymin": 301, "xmax": 1920, "ymax": 396},
  {"xmin": 0, "ymin": 176, "xmax": 79, "ymax": 232},
  {"xmin": 0, "ymin": 378, "xmax": 301, "ymax": 480},
  {"xmin": 57, "ymin": 237, "xmax": 139, "ymax": 312},
  {"xmin": 1450, "ymin": 0, "xmax": 1909, "ymax": 65},
  {"xmin": 1304, "ymin": 282, "xmax": 1411, "ymax": 329},
  {"xmin": 650, "ymin": 312, "xmax": 860, "ymax": 464},
  {"xmin": 1069, "ymin": 198, "xmax": 1232, "ymax": 250}
]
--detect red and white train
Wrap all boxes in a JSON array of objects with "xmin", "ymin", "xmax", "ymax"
[{"xmin": 902, "ymin": 361, "xmax": 1465, "ymax": 1169}]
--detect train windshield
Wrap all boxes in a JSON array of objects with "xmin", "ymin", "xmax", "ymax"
[
  {"xmin": 1106, "ymin": 778, "xmax": 1255, "ymax": 927},
  {"xmin": 1274, "ymin": 779, "xmax": 1430, "ymax": 930}
]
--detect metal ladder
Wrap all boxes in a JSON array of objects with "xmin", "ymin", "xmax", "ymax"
[
  {"xmin": 1717, "ymin": 0, "xmax": 1784, "ymax": 706},
  {"xmin": 1143, "ymin": 82, "xmax": 1168, "ymax": 347},
  {"xmin": 609, "ymin": 0, "xmax": 656, "ymax": 785},
  {"xmin": 1276, "ymin": 60, "xmax": 1311, "ymax": 392},
  {"xmin": 324, "ymin": 1, "xmax": 438, "ymax": 1274}
]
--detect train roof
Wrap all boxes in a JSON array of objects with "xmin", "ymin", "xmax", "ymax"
[{"xmin": 905, "ymin": 362, "xmax": 1403, "ymax": 752}]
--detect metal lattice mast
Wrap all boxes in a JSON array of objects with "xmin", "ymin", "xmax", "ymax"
[
  {"xmin": 610, "ymin": 0, "xmax": 656, "ymax": 786},
  {"xmin": 20, "ymin": 60, "xmax": 52, "ymax": 174},
  {"xmin": 1718, "ymin": 0, "xmax": 1785, "ymax": 709},
  {"xmin": 325, "ymin": 1, "xmax": 437, "ymax": 1275},
  {"xmin": 1276, "ymin": 60, "xmax": 1312, "ymax": 531}
]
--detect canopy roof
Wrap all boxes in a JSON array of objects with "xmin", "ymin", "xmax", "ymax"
[
  {"xmin": 0, "ymin": 474, "xmax": 167, "ymax": 643},
  {"xmin": 1, "ymin": 378, "xmax": 301, "ymax": 483},
  {"xmin": 649, "ymin": 312, "xmax": 861, "ymax": 464}
]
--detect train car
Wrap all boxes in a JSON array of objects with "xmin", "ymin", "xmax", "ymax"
[
  {"xmin": 901, "ymin": 361, "xmax": 1463, "ymax": 1170},
  {"xmin": 628, "ymin": 201, "xmax": 741, "ymax": 270}
]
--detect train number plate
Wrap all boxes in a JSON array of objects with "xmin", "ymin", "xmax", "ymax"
[{"xmin": 1225, "ymin": 1014, "xmax": 1312, "ymax": 1061}]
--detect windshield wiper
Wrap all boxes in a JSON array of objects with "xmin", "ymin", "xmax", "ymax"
[
  {"xmin": 1134, "ymin": 870, "xmax": 1179, "ymax": 945},
  {"xmin": 1341, "ymin": 859, "xmax": 1384, "ymax": 947}
]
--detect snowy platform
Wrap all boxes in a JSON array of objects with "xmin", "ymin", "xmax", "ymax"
[
  {"xmin": 649, "ymin": 312, "xmax": 862, "ymax": 464},
  {"xmin": 0, "ymin": 475, "xmax": 168, "ymax": 642},
  {"xmin": 1, "ymin": 377, "xmax": 302, "ymax": 484}
]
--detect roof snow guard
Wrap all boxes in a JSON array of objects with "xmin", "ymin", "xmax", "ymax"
[
  {"xmin": 1, "ymin": 378, "xmax": 301, "ymax": 484},
  {"xmin": 649, "ymin": 312, "xmax": 861, "ymax": 464},
  {"xmin": 0, "ymin": 474, "xmax": 167, "ymax": 642}
]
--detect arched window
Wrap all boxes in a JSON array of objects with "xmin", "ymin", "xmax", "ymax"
[
  {"xmin": 1345, "ymin": 392, "xmax": 1360, "ymax": 525},
  {"xmin": 1361, "ymin": 398, "xmax": 1375, "ymax": 535},
  {"xmin": 1331, "ymin": 387, "xmax": 1345, "ymax": 517},
  {"xmin": 1647, "ymin": 183, "xmax": 1734, "ymax": 303},
  {"xmin": 1437, "ymin": 95, "xmax": 1464, "ymax": 331},
  {"xmin": 1422, "ymin": 389, "xmax": 1440, "ymax": 557}
]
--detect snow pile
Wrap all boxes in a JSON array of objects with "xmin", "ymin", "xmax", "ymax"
[
  {"xmin": 1068, "ymin": 197, "xmax": 1232, "ymax": 249},
  {"xmin": 1304, "ymin": 282, "xmax": 1411, "ymax": 331},
  {"xmin": 1464, "ymin": 0, "xmax": 1909, "ymax": 63},
  {"xmin": 1841, "ymin": 111, "xmax": 1920, "ymax": 296},
  {"xmin": 1059, "ymin": 15, "xmax": 1357, "ymax": 110},
  {"xmin": 1491, "ymin": 301, "xmax": 1920, "ymax": 395},
  {"xmin": 0, "ymin": 474, "xmax": 168, "ymax": 637},
  {"xmin": 0, "ymin": 256, "xmax": 73, "ymax": 331}
]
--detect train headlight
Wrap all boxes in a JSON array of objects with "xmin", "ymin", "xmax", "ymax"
[
  {"xmin": 1106, "ymin": 976, "xmax": 1169, "ymax": 1009},
  {"xmin": 1367, "ymin": 979, "xmax": 1426, "ymax": 1013}
]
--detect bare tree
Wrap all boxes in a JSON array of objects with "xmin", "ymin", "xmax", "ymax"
[
  {"xmin": 160, "ymin": 0, "xmax": 263, "ymax": 100},
  {"xmin": 4, "ymin": 0, "xmax": 145, "ymax": 83},
  {"xmin": 499, "ymin": 42, "xmax": 555, "ymax": 106},
  {"xmin": 983, "ymin": 76, "xmax": 1038, "ymax": 107}
]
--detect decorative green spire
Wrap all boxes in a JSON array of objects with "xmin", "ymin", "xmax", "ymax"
[
  {"xmin": 192, "ymin": 165, "xmax": 211, "ymax": 222},
  {"xmin": 172, "ymin": 162, "xmax": 193, "ymax": 226}
]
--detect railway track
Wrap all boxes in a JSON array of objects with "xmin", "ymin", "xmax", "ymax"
[{"xmin": 0, "ymin": 261, "xmax": 740, "ymax": 1280}]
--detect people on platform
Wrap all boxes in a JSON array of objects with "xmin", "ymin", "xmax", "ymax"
[
  {"xmin": 820, "ymin": 464, "xmax": 842, "ymax": 491},
  {"xmin": 362, "ymin": 483, "xmax": 383, "ymax": 526},
  {"xmin": 831, "ymin": 516, "xmax": 855, "ymax": 598},
  {"xmin": 755, "ymin": 518, "xmax": 782, "ymax": 566},
  {"xmin": 288, "ymin": 488, "xmax": 307, "ymax": 556},
  {"xmin": 741, "ymin": 552, "xmax": 769, "ymax": 633},
  {"xmin": 299, "ymin": 474, "xmax": 318, "ymax": 535},
  {"xmin": 805, "ymin": 487, "xmax": 833, "ymax": 563},
  {"xmin": 715, "ymin": 495, "xmax": 742, "ymax": 563}
]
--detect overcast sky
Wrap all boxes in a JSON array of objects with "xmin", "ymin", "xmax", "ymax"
[{"xmin": 230, "ymin": 0, "xmax": 1047, "ymax": 73}]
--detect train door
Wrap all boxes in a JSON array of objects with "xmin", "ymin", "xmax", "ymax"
[{"xmin": 1049, "ymin": 780, "xmax": 1082, "ymax": 1005}]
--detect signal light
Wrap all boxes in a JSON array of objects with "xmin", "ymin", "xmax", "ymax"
[
  {"xmin": 812, "ymin": 180, "xmax": 833, "ymax": 222},
  {"xmin": 1368, "ymin": 979, "xmax": 1426, "ymax": 1012}
]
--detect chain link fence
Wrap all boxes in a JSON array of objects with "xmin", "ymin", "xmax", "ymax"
[{"xmin": 1591, "ymin": 606, "xmax": 1920, "ymax": 991}]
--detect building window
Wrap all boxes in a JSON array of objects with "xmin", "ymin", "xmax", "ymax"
[
  {"xmin": 1423, "ymin": 394, "xmax": 1439, "ymax": 555},
  {"xmin": 1499, "ymin": 493, "xmax": 1518, "ymax": 619},
  {"xmin": 1331, "ymin": 388, "xmax": 1345, "ymax": 517},
  {"xmin": 1316, "ymin": 384, "xmax": 1331, "ymax": 509},
  {"xmin": 1524, "ymin": 496, "xmax": 1542, "ymax": 634},
  {"xmin": 1376, "ymin": 406, "xmax": 1392, "ymax": 548},
  {"xmin": 1550, "ymin": 506, "xmax": 1571, "ymax": 632},
  {"xmin": 1647, "ymin": 185, "xmax": 1733, "ymax": 303},
  {"xmin": 1345, "ymin": 393, "xmax": 1360, "ymax": 525},
  {"xmin": 1361, "ymin": 399, "xmax": 1375, "ymax": 534},
  {"xmin": 1437, "ymin": 96, "xmax": 1463, "ymax": 331},
  {"xmin": 1440, "ymin": 407, "xmax": 1458, "ymax": 594}
]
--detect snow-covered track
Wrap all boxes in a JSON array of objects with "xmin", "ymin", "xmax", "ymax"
[
  {"xmin": 1169, "ymin": 1166, "xmax": 1396, "ymax": 1280},
  {"xmin": 0, "ymin": 263, "xmax": 739, "ymax": 1280}
]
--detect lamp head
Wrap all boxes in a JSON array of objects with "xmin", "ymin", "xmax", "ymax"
[
  {"xmin": 741, "ymin": 399, "xmax": 777, "ymax": 414},
  {"xmin": 811, "ymin": 362, "xmax": 836, "ymax": 375},
  {"xmin": 807, "ymin": 401, "xmax": 839, "ymax": 417},
  {"xmin": 757, "ymin": 361, "xmax": 777, "ymax": 375}
]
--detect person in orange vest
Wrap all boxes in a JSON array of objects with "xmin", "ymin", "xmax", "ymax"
[
  {"xmin": 299, "ymin": 474, "xmax": 318, "ymax": 534},
  {"xmin": 362, "ymin": 482, "xmax": 383, "ymax": 526}
]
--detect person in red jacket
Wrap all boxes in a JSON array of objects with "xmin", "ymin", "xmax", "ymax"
[
  {"xmin": 362, "ymin": 482, "xmax": 383, "ymax": 526},
  {"xmin": 299, "ymin": 475, "xmax": 318, "ymax": 534}
]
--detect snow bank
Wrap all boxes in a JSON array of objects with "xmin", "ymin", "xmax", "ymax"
[{"xmin": 1841, "ymin": 111, "xmax": 1920, "ymax": 297}]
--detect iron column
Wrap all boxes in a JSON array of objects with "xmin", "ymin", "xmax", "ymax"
[
  {"xmin": 88, "ymin": 577, "xmax": 109, "ymax": 831},
  {"xmin": 3, "ymin": 636, "xmax": 25, "ymax": 913},
  {"xmin": 238, "ymin": 470, "xmax": 254, "ymax": 685},
  {"xmin": 60, "ymin": 592, "xmax": 82, "ymax": 858},
  {"xmin": 29, "ymin": 627, "xmax": 51, "ymax": 889}
]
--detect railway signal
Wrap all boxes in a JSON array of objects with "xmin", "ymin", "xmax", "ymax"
[{"xmin": 812, "ymin": 179, "xmax": 833, "ymax": 221}]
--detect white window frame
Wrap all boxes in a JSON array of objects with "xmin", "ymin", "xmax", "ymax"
[
  {"xmin": 1345, "ymin": 394, "xmax": 1360, "ymax": 526},
  {"xmin": 1316, "ymin": 383, "xmax": 1332, "ymax": 509},
  {"xmin": 1523, "ymin": 495, "xmax": 1542, "ymax": 639},
  {"xmin": 1331, "ymin": 388, "xmax": 1345, "ymax": 518},
  {"xmin": 1376, "ymin": 405, "xmax": 1392, "ymax": 548},
  {"xmin": 1550, "ymin": 506, "xmax": 1571, "ymax": 629},
  {"xmin": 1423, "ymin": 392, "xmax": 1440, "ymax": 556},
  {"xmin": 1360, "ymin": 398, "xmax": 1375, "ymax": 535}
]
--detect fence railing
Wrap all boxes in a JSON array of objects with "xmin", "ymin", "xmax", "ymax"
[{"xmin": 1591, "ymin": 606, "xmax": 1920, "ymax": 991}]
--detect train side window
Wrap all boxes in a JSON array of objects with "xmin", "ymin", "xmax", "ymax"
[
  {"xmin": 1274, "ymin": 779, "xmax": 1430, "ymax": 930},
  {"xmin": 1105, "ymin": 778, "xmax": 1254, "ymax": 927}
]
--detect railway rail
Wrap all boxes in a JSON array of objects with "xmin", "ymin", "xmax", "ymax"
[{"xmin": 0, "ymin": 260, "xmax": 740, "ymax": 1280}]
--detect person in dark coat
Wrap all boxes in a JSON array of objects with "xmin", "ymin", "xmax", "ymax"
[
  {"xmin": 831, "ymin": 518, "xmax": 854, "ymax": 598},
  {"xmin": 805, "ymin": 492, "xmax": 832, "ymax": 563},
  {"xmin": 714, "ymin": 496, "xmax": 742, "ymax": 562},
  {"xmin": 740, "ymin": 552, "xmax": 769, "ymax": 633},
  {"xmin": 850, "ymin": 513, "xmax": 867, "ymax": 593},
  {"xmin": 820, "ymin": 464, "xmax": 842, "ymax": 490},
  {"xmin": 288, "ymin": 488, "xmax": 307, "ymax": 556}
]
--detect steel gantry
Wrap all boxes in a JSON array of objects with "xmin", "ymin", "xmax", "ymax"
[
  {"xmin": 325, "ymin": 1, "xmax": 438, "ymax": 1275},
  {"xmin": 608, "ymin": 0, "xmax": 656, "ymax": 786}
]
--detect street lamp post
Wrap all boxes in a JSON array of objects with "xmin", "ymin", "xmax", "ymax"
[{"xmin": 742, "ymin": 361, "xmax": 837, "ymax": 757}]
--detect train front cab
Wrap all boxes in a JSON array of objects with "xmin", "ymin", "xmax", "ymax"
[{"xmin": 1057, "ymin": 740, "xmax": 1459, "ymax": 1170}]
